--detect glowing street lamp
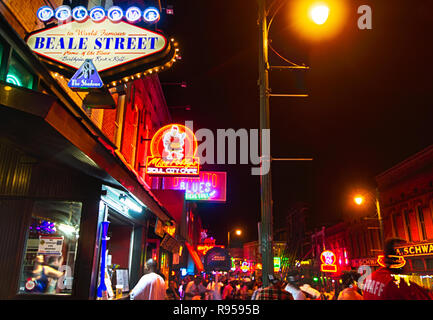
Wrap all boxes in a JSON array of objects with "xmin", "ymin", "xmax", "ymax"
[
  {"xmin": 309, "ymin": 4, "xmax": 330, "ymax": 25},
  {"xmin": 258, "ymin": 0, "xmax": 344, "ymax": 287},
  {"xmin": 352, "ymin": 189, "xmax": 384, "ymax": 250},
  {"xmin": 228, "ymin": 228, "xmax": 242, "ymax": 248},
  {"xmin": 354, "ymin": 196, "xmax": 364, "ymax": 205}
]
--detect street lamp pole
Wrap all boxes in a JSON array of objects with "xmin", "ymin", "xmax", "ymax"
[
  {"xmin": 228, "ymin": 229, "xmax": 242, "ymax": 248},
  {"xmin": 355, "ymin": 188, "xmax": 385, "ymax": 251},
  {"xmin": 258, "ymin": 0, "xmax": 273, "ymax": 288},
  {"xmin": 375, "ymin": 187, "xmax": 384, "ymax": 250}
]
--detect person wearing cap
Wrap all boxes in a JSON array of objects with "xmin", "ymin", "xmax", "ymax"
[
  {"xmin": 284, "ymin": 271, "xmax": 307, "ymax": 300},
  {"xmin": 362, "ymin": 238, "xmax": 433, "ymax": 300},
  {"xmin": 256, "ymin": 274, "xmax": 294, "ymax": 300}
]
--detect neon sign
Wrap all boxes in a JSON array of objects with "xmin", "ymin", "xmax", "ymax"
[
  {"xmin": 146, "ymin": 124, "xmax": 200, "ymax": 177},
  {"xmin": 37, "ymin": 6, "xmax": 160, "ymax": 24},
  {"xmin": 89, "ymin": 6, "xmax": 106, "ymax": 22},
  {"xmin": 320, "ymin": 250, "xmax": 337, "ymax": 273},
  {"xmin": 37, "ymin": 6, "xmax": 54, "ymax": 22},
  {"xmin": 241, "ymin": 261, "xmax": 250, "ymax": 273},
  {"xmin": 55, "ymin": 5, "xmax": 71, "ymax": 22},
  {"xmin": 377, "ymin": 255, "xmax": 406, "ymax": 269},
  {"xmin": 273, "ymin": 257, "xmax": 281, "ymax": 273},
  {"xmin": 72, "ymin": 6, "xmax": 88, "ymax": 22},
  {"xmin": 26, "ymin": 19, "xmax": 168, "ymax": 73},
  {"xmin": 164, "ymin": 171, "xmax": 227, "ymax": 202},
  {"xmin": 143, "ymin": 7, "xmax": 160, "ymax": 24},
  {"xmin": 27, "ymin": 6, "xmax": 176, "ymax": 85},
  {"xmin": 107, "ymin": 7, "xmax": 124, "ymax": 22},
  {"xmin": 395, "ymin": 242, "xmax": 433, "ymax": 257},
  {"xmin": 197, "ymin": 244, "xmax": 224, "ymax": 256},
  {"xmin": 6, "ymin": 74, "xmax": 22, "ymax": 87}
]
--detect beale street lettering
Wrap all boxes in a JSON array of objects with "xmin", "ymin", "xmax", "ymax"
[
  {"xmin": 33, "ymin": 36, "xmax": 159, "ymax": 51},
  {"xmin": 26, "ymin": 19, "xmax": 167, "ymax": 72}
]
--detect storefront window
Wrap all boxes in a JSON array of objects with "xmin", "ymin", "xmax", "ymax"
[
  {"xmin": 6, "ymin": 52, "xmax": 35, "ymax": 89},
  {"xmin": 18, "ymin": 201, "xmax": 82, "ymax": 295}
]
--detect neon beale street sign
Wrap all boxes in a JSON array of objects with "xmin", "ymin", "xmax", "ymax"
[
  {"xmin": 26, "ymin": 19, "xmax": 167, "ymax": 73},
  {"xmin": 146, "ymin": 124, "xmax": 200, "ymax": 177},
  {"xmin": 163, "ymin": 171, "xmax": 227, "ymax": 202}
]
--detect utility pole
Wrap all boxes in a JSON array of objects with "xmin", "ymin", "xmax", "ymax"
[
  {"xmin": 375, "ymin": 187, "xmax": 384, "ymax": 250},
  {"xmin": 258, "ymin": 0, "xmax": 273, "ymax": 288},
  {"xmin": 257, "ymin": 0, "xmax": 313, "ymax": 288}
]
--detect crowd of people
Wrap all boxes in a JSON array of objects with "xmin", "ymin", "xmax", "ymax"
[{"xmin": 129, "ymin": 238, "xmax": 433, "ymax": 300}]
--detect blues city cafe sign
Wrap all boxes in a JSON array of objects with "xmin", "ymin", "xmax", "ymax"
[
  {"xmin": 26, "ymin": 6, "xmax": 177, "ymax": 85},
  {"xmin": 163, "ymin": 171, "xmax": 227, "ymax": 202}
]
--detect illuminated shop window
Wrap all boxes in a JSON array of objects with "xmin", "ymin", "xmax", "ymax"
[
  {"xmin": 6, "ymin": 53, "xmax": 35, "ymax": 89},
  {"xmin": 18, "ymin": 201, "xmax": 82, "ymax": 296}
]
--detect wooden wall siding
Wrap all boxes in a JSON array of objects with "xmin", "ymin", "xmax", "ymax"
[
  {"xmin": 0, "ymin": 198, "xmax": 33, "ymax": 299},
  {"xmin": 0, "ymin": 142, "xmax": 34, "ymax": 196},
  {"xmin": 28, "ymin": 160, "xmax": 99, "ymax": 200}
]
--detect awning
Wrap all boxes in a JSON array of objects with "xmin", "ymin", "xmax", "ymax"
[{"xmin": 185, "ymin": 242, "xmax": 204, "ymax": 273}]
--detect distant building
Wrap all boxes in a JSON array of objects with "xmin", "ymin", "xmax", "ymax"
[
  {"xmin": 307, "ymin": 145, "xmax": 433, "ymax": 290},
  {"xmin": 376, "ymin": 144, "xmax": 433, "ymax": 284}
]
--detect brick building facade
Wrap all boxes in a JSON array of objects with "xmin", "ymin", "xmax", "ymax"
[{"xmin": 376, "ymin": 144, "xmax": 433, "ymax": 279}]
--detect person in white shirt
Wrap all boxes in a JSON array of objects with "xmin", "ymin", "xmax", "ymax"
[{"xmin": 129, "ymin": 259, "xmax": 166, "ymax": 300}]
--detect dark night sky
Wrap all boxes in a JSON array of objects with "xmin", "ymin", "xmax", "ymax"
[{"xmin": 157, "ymin": 0, "xmax": 433, "ymax": 245}]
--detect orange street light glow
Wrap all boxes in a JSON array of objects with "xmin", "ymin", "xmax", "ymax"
[
  {"xmin": 288, "ymin": 0, "xmax": 348, "ymax": 41},
  {"xmin": 309, "ymin": 4, "xmax": 329, "ymax": 25},
  {"xmin": 235, "ymin": 229, "xmax": 242, "ymax": 236},
  {"xmin": 354, "ymin": 196, "xmax": 364, "ymax": 205}
]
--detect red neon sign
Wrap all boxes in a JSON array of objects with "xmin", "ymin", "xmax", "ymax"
[
  {"xmin": 377, "ymin": 255, "xmax": 406, "ymax": 269},
  {"xmin": 163, "ymin": 171, "xmax": 227, "ymax": 202},
  {"xmin": 146, "ymin": 124, "xmax": 200, "ymax": 176},
  {"xmin": 320, "ymin": 250, "xmax": 337, "ymax": 273},
  {"xmin": 197, "ymin": 244, "xmax": 225, "ymax": 256}
]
